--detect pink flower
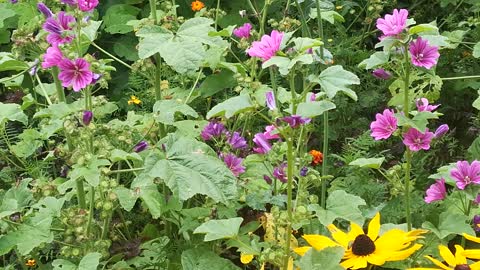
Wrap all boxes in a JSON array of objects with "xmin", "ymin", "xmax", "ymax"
[
  {"xmin": 222, "ymin": 153, "xmax": 245, "ymax": 177},
  {"xmin": 416, "ymin": 98, "xmax": 439, "ymax": 112},
  {"xmin": 424, "ymin": 178, "xmax": 446, "ymax": 203},
  {"xmin": 402, "ymin": 128, "xmax": 434, "ymax": 152},
  {"xmin": 78, "ymin": 0, "xmax": 99, "ymax": 12},
  {"xmin": 247, "ymin": 30, "xmax": 284, "ymax": 62},
  {"xmin": 266, "ymin": 91, "xmax": 276, "ymax": 110},
  {"xmin": 43, "ymin": 11, "xmax": 76, "ymax": 45},
  {"xmin": 376, "ymin": 9, "xmax": 409, "ymax": 37},
  {"xmin": 409, "ymin": 37, "xmax": 440, "ymax": 69},
  {"xmin": 263, "ymin": 125, "xmax": 280, "ymax": 140},
  {"xmin": 233, "ymin": 23, "xmax": 252, "ymax": 39},
  {"xmin": 253, "ymin": 133, "xmax": 272, "ymax": 154},
  {"xmin": 58, "ymin": 58, "xmax": 93, "ymax": 92},
  {"xmin": 370, "ymin": 109, "xmax": 398, "ymax": 140},
  {"xmin": 450, "ymin": 160, "xmax": 480, "ymax": 190},
  {"xmin": 42, "ymin": 46, "xmax": 64, "ymax": 69}
]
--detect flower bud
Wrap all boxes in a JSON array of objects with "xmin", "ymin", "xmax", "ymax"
[
  {"xmin": 434, "ymin": 124, "xmax": 449, "ymax": 138},
  {"xmin": 82, "ymin": 110, "xmax": 93, "ymax": 126},
  {"xmin": 37, "ymin": 3, "xmax": 53, "ymax": 18},
  {"xmin": 133, "ymin": 141, "xmax": 148, "ymax": 153},
  {"xmin": 372, "ymin": 68, "xmax": 392, "ymax": 80}
]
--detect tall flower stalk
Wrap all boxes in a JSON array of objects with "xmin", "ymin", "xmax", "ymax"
[{"xmin": 403, "ymin": 43, "xmax": 412, "ymax": 230}]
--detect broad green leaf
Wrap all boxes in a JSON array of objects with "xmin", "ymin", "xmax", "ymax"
[
  {"xmin": 309, "ymin": 65, "xmax": 360, "ymax": 100},
  {"xmin": 208, "ymin": 25, "xmax": 236, "ymax": 37},
  {"xmin": 0, "ymin": 53, "xmax": 29, "ymax": 72},
  {"xmin": 310, "ymin": 190, "xmax": 366, "ymax": 226},
  {"xmin": 0, "ymin": 8, "xmax": 15, "ymax": 28},
  {"xmin": 409, "ymin": 24, "xmax": 438, "ymax": 35},
  {"xmin": 349, "ymin": 157, "xmax": 385, "ymax": 169},
  {"xmin": 153, "ymin": 100, "xmax": 198, "ymax": 125},
  {"xmin": 422, "ymin": 212, "xmax": 474, "ymax": 239},
  {"xmin": 113, "ymin": 34, "xmax": 139, "ymax": 61},
  {"xmin": 396, "ymin": 111, "xmax": 438, "ymax": 132},
  {"xmin": 442, "ymin": 30, "xmax": 467, "ymax": 49},
  {"xmin": 199, "ymin": 70, "xmax": 237, "ymax": 97},
  {"xmin": 78, "ymin": 252, "xmax": 102, "ymax": 270},
  {"xmin": 110, "ymin": 149, "xmax": 142, "ymax": 163},
  {"xmin": 181, "ymin": 248, "xmax": 240, "ymax": 270},
  {"xmin": 10, "ymin": 129, "xmax": 43, "ymax": 158},
  {"xmin": 358, "ymin": 52, "xmax": 389, "ymax": 70},
  {"xmin": 206, "ymin": 95, "xmax": 254, "ymax": 119},
  {"xmin": 473, "ymin": 42, "xmax": 480, "ymax": 58},
  {"xmin": 291, "ymin": 37, "xmax": 323, "ymax": 53},
  {"xmin": 297, "ymin": 247, "xmax": 345, "ymax": 270},
  {"xmin": 0, "ymin": 102, "xmax": 28, "ymax": 125},
  {"xmin": 130, "ymin": 177, "xmax": 164, "ymax": 219},
  {"xmin": 309, "ymin": 9, "xmax": 345, "ymax": 24},
  {"xmin": 173, "ymin": 120, "xmax": 208, "ymax": 138},
  {"xmin": 82, "ymin": 20, "xmax": 102, "ymax": 42},
  {"xmin": 52, "ymin": 259, "xmax": 76, "ymax": 270},
  {"xmin": 137, "ymin": 134, "xmax": 238, "ymax": 203},
  {"xmin": 136, "ymin": 25, "xmax": 173, "ymax": 59},
  {"xmin": 103, "ymin": 4, "xmax": 140, "ymax": 34},
  {"xmin": 421, "ymin": 35, "xmax": 450, "ymax": 47},
  {"xmin": 263, "ymin": 55, "xmax": 313, "ymax": 75},
  {"xmin": 0, "ymin": 179, "xmax": 32, "ymax": 218},
  {"xmin": 468, "ymin": 137, "xmax": 480, "ymax": 160},
  {"xmin": 114, "ymin": 186, "xmax": 139, "ymax": 212},
  {"xmin": 193, "ymin": 217, "xmax": 243, "ymax": 241},
  {"xmin": 69, "ymin": 158, "xmax": 111, "ymax": 187},
  {"xmin": 296, "ymin": 101, "xmax": 336, "ymax": 118}
]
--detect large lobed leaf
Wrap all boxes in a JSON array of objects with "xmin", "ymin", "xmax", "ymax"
[{"xmin": 309, "ymin": 65, "xmax": 360, "ymax": 101}]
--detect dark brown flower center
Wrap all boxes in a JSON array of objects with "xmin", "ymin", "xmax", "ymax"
[
  {"xmin": 454, "ymin": 265, "xmax": 471, "ymax": 270},
  {"xmin": 351, "ymin": 234, "xmax": 376, "ymax": 256}
]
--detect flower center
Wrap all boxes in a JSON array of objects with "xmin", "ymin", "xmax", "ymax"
[
  {"xmin": 351, "ymin": 234, "xmax": 376, "ymax": 256},
  {"xmin": 454, "ymin": 265, "xmax": 471, "ymax": 270},
  {"xmin": 465, "ymin": 176, "xmax": 471, "ymax": 183},
  {"xmin": 417, "ymin": 53, "xmax": 424, "ymax": 59}
]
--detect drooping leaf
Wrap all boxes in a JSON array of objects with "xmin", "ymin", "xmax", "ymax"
[
  {"xmin": 0, "ymin": 8, "xmax": 15, "ymax": 28},
  {"xmin": 52, "ymin": 252, "xmax": 102, "ymax": 270},
  {"xmin": 296, "ymin": 101, "xmax": 336, "ymax": 118},
  {"xmin": 0, "ymin": 52, "xmax": 29, "ymax": 72},
  {"xmin": 135, "ymin": 134, "xmax": 238, "ymax": 204},
  {"xmin": 0, "ymin": 102, "xmax": 28, "ymax": 126},
  {"xmin": 206, "ymin": 95, "xmax": 254, "ymax": 119},
  {"xmin": 309, "ymin": 9, "xmax": 345, "ymax": 24},
  {"xmin": 114, "ymin": 186, "xmax": 139, "ymax": 212},
  {"xmin": 0, "ymin": 179, "xmax": 32, "ymax": 219},
  {"xmin": 310, "ymin": 190, "xmax": 366, "ymax": 226},
  {"xmin": 153, "ymin": 100, "xmax": 198, "ymax": 125},
  {"xmin": 309, "ymin": 65, "xmax": 360, "ymax": 100},
  {"xmin": 396, "ymin": 111, "xmax": 438, "ymax": 132},
  {"xmin": 193, "ymin": 217, "xmax": 243, "ymax": 241},
  {"xmin": 422, "ymin": 212, "xmax": 475, "ymax": 239},
  {"xmin": 358, "ymin": 51, "xmax": 389, "ymax": 70},
  {"xmin": 349, "ymin": 157, "xmax": 385, "ymax": 169}
]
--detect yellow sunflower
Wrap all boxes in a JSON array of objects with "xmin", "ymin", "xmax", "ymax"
[
  {"xmin": 294, "ymin": 212, "xmax": 427, "ymax": 269},
  {"xmin": 408, "ymin": 244, "xmax": 480, "ymax": 270}
]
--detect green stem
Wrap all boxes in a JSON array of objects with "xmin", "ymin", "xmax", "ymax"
[
  {"xmin": 283, "ymin": 137, "xmax": 294, "ymax": 270},
  {"xmin": 315, "ymin": 0, "xmax": 324, "ymax": 59},
  {"xmin": 35, "ymin": 73, "xmax": 53, "ymax": 105},
  {"xmin": 51, "ymin": 67, "xmax": 66, "ymax": 103},
  {"xmin": 290, "ymin": 73, "xmax": 297, "ymax": 114},
  {"xmin": 259, "ymin": 0, "xmax": 270, "ymax": 36},
  {"xmin": 76, "ymin": 179, "xmax": 87, "ymax": 209},
  {"xmin": 153, "ymin": 54, "xmax": 162, "ymax": 101},
  {"xmin": 403, "ymin": 43, "xmax": 412, "ymax": 231},
  {"xmin": 185, "ymin": 68, "xmax": 203, "ymax": 104},
  {"xmin": 86, "ymin": 187, "xmax": 94, "ymax": 236},
  {"xmin": 214, "ymin": 0, "xmax": 220, "ymax": 30},
  {"xmin": 91, "ymin": 42, "xmax": 133, "ymax": 70},
  {"xmin": 295, "ymin": 0, "xmax": 312, "ymax": 38},
  {"xmin": 149, "ymin": 0, "xmax": 158, "ymax": 24},
  {"xmin": 101, "ymin": 211, "xmax": 113, "ymax": 240},
  {"xmin": 320, "ymin": 111, "xmax": 328, "ymax": 208},
  {"xmin": 269, "ymin": 67, "xmax": 279, "ymax": 109},
  {"xmin": 246, "ymin": 0, "xmax": 258, "ymax": 17},
  {"xmin": 171, "ymin": 0, "xmax": 177, "ymax": 17},
  {"xmin": 107, "ymin": 167, "xmax": 145, "ymax": 175},
  {"xmin": 441, "ymin": 75, "xmax": 480, "ymax": 81},
  {"xmin": 283, "ymin": 0, "xmax": 291, "ymax": 15}
]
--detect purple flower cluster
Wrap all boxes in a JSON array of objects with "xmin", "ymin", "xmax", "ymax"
[{"xmin": 201, "ymin": 121, "xmax": 225, "ymax": 141}]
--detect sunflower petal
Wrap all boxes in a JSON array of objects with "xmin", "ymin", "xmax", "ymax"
[
  {"xmin": 302, "ymin": 234, "xmax": 339, "ymax": 251},
  {"xmin": 340, "ymin": 256, "xmax": 368, "ymax": 270},
  {"xmin": 293, "ymin": 246, "xmax": 312, "ymax": 256},
  {"xmin": 461, "ymin": 249, "xmax": 480, "ymax": 259},
  {"xmin": 464, "ymin": 233, "xmax": 480, "ymax": 244},
  {"xmin": 328, "ymin": 224, "xmax": 350, "ymax": 248},
  {"xmin": 367, "ymin": 212, "xmax": 381, "ymax": 241},
  {"xmin": 470, "ymin": 261, "xmax": 480, "ymax": 270},
  {"xmin": 387, "ymin": 244, "xmax": 423, "ymax": 261},
  {"xmin": 424, "ymin": 255, "xmax": 450, "ymax": 270},
  {"xmin": 453, "ymin": 245, "xmax": 467, "ymax": 265},
  {"xmin": 438, "ymin": 245, "xmax": 456, "ymax": 267}
]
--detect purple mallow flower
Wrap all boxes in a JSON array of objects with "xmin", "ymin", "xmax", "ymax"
[
  {"xmin": 253, "ymin": 133, "xmax": 272, "ymax": 154},
  {"xmin": 133, "ymin": 141, "xmax": 148, "ymax": 153},
  {"xmin": 227, "ymin": 132, "xmax": 247, "ymax": 149},
  {"xmin": 263, "ymin": 125, "xmax": 280, "ymax": 140},
  {"xmin": 273, "ymin": 163, "xmax": 287, "ymax": 183},
  {"xmin": 61, "ymin": 0, "xmax": 77, "ymax": 5},
  {"xmin": 450, "ymin": 160, "xmax": 480, "ymax": 190},
  {"xmin": 266, "ymin": 91, "xmax": 276, "ymax": 110},
  {"xmin": 474, "ymin": 215, "xmax": 480, "ymax": 232},
  {"xmin": 43, "ymin": 11, "xmax": 76, "ymax": 45},
  {"xmin": 434, "ymin": 124, "xmax": 449, "ymax": 138},
  {"xmin": 78, "ymin": 0, "xmax": 99, "ymax": 12},
  {"xmin": 370, "ymin": 109, "xmax": 398, "ymax": 140},
  {"xmin": 233, "ymin": 23, "xmax": 252, "ymax": 39},
  {"xmin": 281, "ymin": 115, "xmax": 311, "ymax": 128},
  {"xmin": 424, "ymin": 178, "xmax": 446, "ymax": 203},
  {"xmin": 409, "ymin": 37, "xmax": 440, "ymax": 69},
  {"xmin": 372, "ymin": 68, "xmax": 392, "ymax": 80},
  {"xmin": 402, "ymin": 128, "xmax": 434, "ymax": 152},
  {"xmin": 416, "ymin": 98, "xmax": 439, "ymax": 112},
  {"xmin": 82, "ymin": 110, "xmax": 93, "ymax": 125},
  {"xmin": 10, "ymin": 0, "xmax": 18, "ymax": 3},
  {"xmin": 222, "ymin": 153, "xmax": 245, "ymax": 177},
  {"xmin": 37, "ymin": 2, "xmax": 53, "ymax": 18},
  {"xmin": 42, "ymin": 46, "xmax": 64, "ymax": 69},
  {"xmin": 247, "ymin": 30, "xmax": 284, "ymax": 62},
  {"xmin": 300, "ymin": 167, "xmax": 308, "ymax": 177},
  {"xmin": 200, "ymin": 121, "xmax": 225, "ymax": 141},
  {"xmin": 376, "ymin": 9, "xmax": 408, "ymax": 37},
  {"xmin": 58, "ymin": 58, "xmax": 93, "ymax": 92}
]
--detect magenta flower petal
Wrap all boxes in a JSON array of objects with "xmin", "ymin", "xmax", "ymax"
[
  {"xmin": 222, "ymin": 153, "xmax": 245, "ymax": 176},
  {"xmin": 451, "ymin": 160, "xmax": 480, "ymax": 190},
  {"xmin": 370, "ymin": 109, "xmax": 398, "ymax": 140},
  {"xmin": 434, "ymin": 124, "xmax": 449, "ymax": 138},
  {"xmin": 233, "ymin": 23, "xmax": 252, "ymax": 39},
  {"xmin": 402, "ymin": 128, "xmax": 434, "ymax": 152},
  {"xmin": 372, "ymin": 68, "xmax": 392, "ymax": 80},
  {"xmin": 266, "ymin": 91, "xmax": 276, "ymax": 110},
  {"xmin": 247, "ymin": 30, "xmax": 284, "ymax": 62},
  {"xmin": 416, "ymin": 98, "xmax": 440, "ymax": 112},
  {"xmin": 58, "ymin": 58, "xmax": 93, "ymax": 92},
  {"xmin": 43, "ymin": 11, "xmax": 76, "ymax": 45},
  {"xmin": 200, "ymin": 121, "xmax": 225, "ymax": 141},
  {"xmin": 273, "ymin": 163, "xmax": 287, "ymax": 183},
  {"xmin": 253, "ymin": 133, "xmax": 272, "ymax": 154},
  {"xmin": 42, "ymin": 46, "xmax": 64, "ymax": 69},
  {"xmin": 424, "ymin": 178, "xmax": 446, "ymax": 203},
  {"xmin": 227, "ymin": 131, "xmax": 247, "ymax": 149},
  {"xmin": 263, "ymin": 125, "xmax": 280, "ymax": 140},
  {"xmin": 409, "ymin": 37, "xmax": 440, "ymax": 69},
  {"xmin": 281, "ymin": 115, "xmax": 311, "ymax": 128},
  {"xmin": 78, "ymin": 0, "xmax": 99, "ymax": 12},
  {"xmin": 376, "ymin": 9, "xmax": 409, "ymax": 37}
]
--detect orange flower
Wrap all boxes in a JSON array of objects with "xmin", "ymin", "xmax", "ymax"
[
  {"xmin": 26, "ymin": 259, "xmax": 36, "ymax": 267},
  {"xmin": 309, "ymin": 150, "xmax": 323, "ymax": 165},
  {"xmin": 191, "ymin": 0, "xmax": 205, "ymax": 11}
]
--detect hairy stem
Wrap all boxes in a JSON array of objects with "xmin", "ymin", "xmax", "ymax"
[
  {"xmin": 51, "ymin": 67, "xmax": 66, "ymax": 103},
  {"xmin": 403, "ymin": 43, "xmax": 412, "ymax": 230},
  {"xmin": 315, "ymin": 0, "xmax": 324, "ymax": 59},
  {"xmin": 320, "ymin": 111, "xmax": 329, "ymax": 208},
  {"xmin": 283, "ymin": 137, "xmax": 294, "ymax": 270}
]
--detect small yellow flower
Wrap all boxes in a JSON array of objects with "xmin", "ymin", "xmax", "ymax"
[
  {"xmin": 191, "ymin": 0, "xmax": 205, "ymax": 12},
  {"xmin": 25, "ymin": 259, "xmax": 36, "ymax": 267},
  {"xmin": 408, "ymin": 244, "xmax": 480, "ymax": 270},
  {"xmin": 327, "ymin": 38, "xmax": 333, "ymax": 43},
  {"xmin": 128, "ymin": 95, "xmax": 142, "ymax": 105},
  {"xmin": 240, "ymin": 253, "xmax": 254, "ymax": 264},
  {"xmin": 336, "ymin": 5, "xmax": 343, "ymax": 10}
]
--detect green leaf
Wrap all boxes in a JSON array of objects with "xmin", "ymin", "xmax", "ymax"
[
  {"xmin": 110, "ymin": 149, "xmax": 142, "ymax": 163},
  {"xmin": 52, "ymin": 259, "xmax": 76, "ymax": 270},
  {"xmin": 473, "ymin": 42, "xmax": 480, "ymax": 58},
  {"xmin": 309, "ymin": 9, "xmax": 345, "ymax": 24},
  {"xmin": 113, "ymin": 34, "xmax": 139, "ymax": 61},
  {"xmin": 103, "ymin": 4, "xmax": 140, "ymax": 34},
  {"xmin": 468, "ymin": 137, "xmax": 480, "ymax": 160},
  {"xmin": 114, "ymin": 186, "xmax": 139, "ymax": 212},
  {"xmin": 309, "ymin": 65, "xmax": 360, "ymax": 100},
  {"xmin": 78, "ymin": 252, "xmax": 102, "ymax": 270},
  {"xmin": 0, "ymin": 179, "xmax": 32, "ymax": 219},
  {"xmin": 349, "ymin": 157, "xmax": 385, "ymax": 169},
  {"xmin": 181, "ymin": 248, "xmax": 241, "ymax": 270},
  {"xmin": 193, "ymin": 217, "xmax": 243, "ymax": 241},
  {"xmin": 396, "ymin": 111, "xmax": 438, "ymax": 132},
  {"xmin": 0, "ymin": 8, "xmax": 15, "ymax": 28},
  {"xmin": 136, "ymin": 25, "xmax": 173, "ymax": 59},
  {"xmin": 0, "ymin": 52, "xmax": 29, "ymax": 72},
  {"xmin": 153, "ymin": 100, "xmax": 198, "ymax": 125},
  {"xmin": 0, "ymin": 102, "xmax": 28, "ymax": 125},
  {"xmin": 130, "ymin": 177, "xmax": 164, "ymax": 219},
  {"xmin": 137, "ymin": 134, "xmax": 238, "ymax": 203},
  {"xmin": 69, "ymin": 158, "xmax": 111, "ymax": 187},
  {"xmin": 81, "ymin": 20, "xmax": 102, "ymax": 42},
  {"xmin": 297, "ymin": 247, "xmax": 345, "ymax": 270},
  {"xmin": 409, "ymin": 24, "xmax": 438, "ymax": 35},
  {"xmin": 263, "ymin": 55, "xmax": 313, "ymax": 75},
  {"xmin": 199, "ymin": 70, "xmax": 237, "ymax": 98},
  {"xmin": 422, "ymin": 212, "xmax": 475, "ymax": 239},
  {"xmin": 206, "ymin": 95, "xmax": 254, "ymax": 119},
  {"xmin": 358, "ymin": 52, "xmax": 389, "ymax": 70},
  {"xmin": 310, "ymin": 190, "xmax": 366, "ymax": 226},
  {"xmin": 173, "ymin": 120, "xmax": 208, "ymax": 138},
  {"xmin": 296, "ymin": 101, "xmax": 336, "ymax": 118},
  {"xmin": 10, "ymin": 129, "xmax": 43, "ymax": 158}
]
